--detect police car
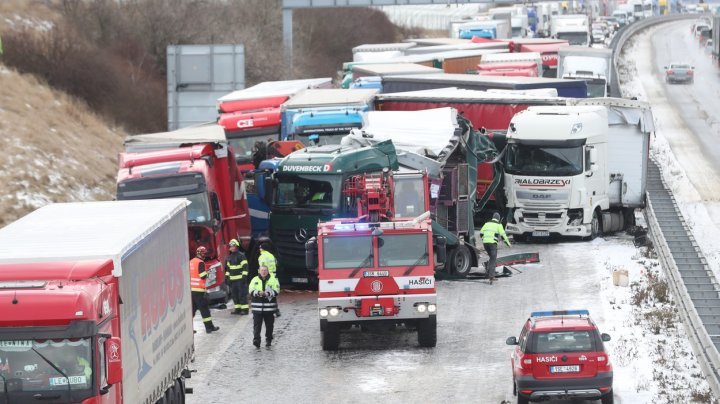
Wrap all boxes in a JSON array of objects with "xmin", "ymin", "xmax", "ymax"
[{"xmin": 506, "ymin": 310, "xmax": 613, "ymax": 404}]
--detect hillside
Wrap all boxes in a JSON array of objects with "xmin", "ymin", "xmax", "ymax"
[{"xmin": 0, "ymin": 66, "xmax": 126, "ymax": 226}]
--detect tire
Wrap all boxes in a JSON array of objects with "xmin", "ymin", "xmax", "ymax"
[
  {"xmin": 517, "ymin": 392, "xmax": 530, "ymax": 404},
  {"xmin": 417, "ymin": 315, "xmax": 437, "ymax": 348},
  {"xmin": 322, "ymin": 322, "xmax": 340, "ymax": 351},
  {"xmin": 585, "ymin": 210, "xmax": 601, "ymax": 240},
  {"xmin": 446, "ymin": 245, "xmax": 473, "ymax": 277},
  {"xmin": 601, "ymin": 392, "xmax": 614, "ymax": 404},
  {"xmin": 174, "ymin": 378, "xmax": 185, "ymax": 404}
]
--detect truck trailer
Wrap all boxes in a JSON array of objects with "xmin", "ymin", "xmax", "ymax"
[
  {"xmin": 478, "ymin": 52, "xmax": 543, "ymax": 76},
  {"xmin": 0, "ymin": 199, "xmax": 193, "ymax": 404},
  {"xmin": 503, "ymin": 98, "xmax": 655, "ymax": 240}
]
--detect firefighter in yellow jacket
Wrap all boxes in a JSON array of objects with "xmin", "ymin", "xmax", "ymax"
[
  {"xmin": 249, "ymin": 265, "xmax": 280, "ymax": 348},
  {"xmin": 225, "ymin": 239, "xmax": 249, "ymax": 315},
  {"xmin": 480, "ymin": 212, "xmax": 511, "ymax": 284},
  {"xmin": 190, "ymin": 246, "xmax": 220, "ymax": 333}
]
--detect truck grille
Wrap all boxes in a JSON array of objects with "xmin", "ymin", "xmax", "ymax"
[
  {"xmin": 273, "ymin": 227, "xmax": 316, "ymax": 264},
  {"xmin": 520, "ymin": 205, "xmax": 565, "ymax": 229}
]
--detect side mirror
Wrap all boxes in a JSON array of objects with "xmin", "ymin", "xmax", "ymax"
[
  {"xmin": 263, "ymin": 177, "xmax": 274, "ymax": 207},
  {"xmin": 506, "ymin": 336, "xmax": 518, "ymax": 345},
  {"xmin": 305, "ymin": 237, "xmax": 317, "ymax": 271},
  {"xmin": 435, "ymin": 236, "xmax": 447, "ymax": 265},
  {"xmin": 601, "ymin": 333, "xmax": 611, "ymax": 342},
  {"xmin": 663, "ymin": 66, "xmax": 668, "ymax": 69},
  {"xmin": 588, "ymin": 147, "xmax": 598, "ymax": 164},
  {"xmin": 105, "ymin": 337, "xmax": 123, "ymax": 386}
]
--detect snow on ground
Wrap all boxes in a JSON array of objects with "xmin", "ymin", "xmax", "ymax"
[{"xmin": 608, "ymin": 25, "xmax": 719, "ymax": 403}]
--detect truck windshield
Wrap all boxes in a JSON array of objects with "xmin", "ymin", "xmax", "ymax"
[
  {"xmin": 274, "ymin": 174, "xmax": 342, "ymax": 210},
  {"xmin": 557, "ymin": 32, "xmax": 588, "ymax": 46},
  {"xmin": 227, "ymin": 134, "xmax": 276, "ymax": 164},
  {"xmin": 0, "ymin": 338, "xmax": 93, "ymax": 401},
  {"xmin": 505, "ymin": 144, "xmax": 583, "ymax": 176},
  {"xmin": 186, "ymin": 192, "xmax": 213, "ymax": 225},
  {"xmin": 586, "ymin": 79, "xmax": 607, "ymax": 98},
  {"xmin": 297, "ymin": 132, "xmax": 346, "ymax": 147},
  {"xmin": 322, "ymin": 235, "xmax": 373, "ymax": 269},
  {"xmin": 378, "ymin": 234, "xmax": 428, "ymax": 267}
]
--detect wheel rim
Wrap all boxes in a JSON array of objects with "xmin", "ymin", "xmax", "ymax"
[{"xmin": 453, "ymin": 247, "xmax": 471, "ymax": 274}]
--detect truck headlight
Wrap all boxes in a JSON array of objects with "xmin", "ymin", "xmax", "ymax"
[
  {"xmin": 319, "ymin": 308, "xmax": 329, "ymax": 318},
  {"xmin": 329, "ymin": 307, "xmax": 340, "ymax": 317},
  {"xmin": 427, "ymin": 304, "xmax": 437, "ymax": 313},
  {"xmin": 416, "ymin": 304, "xmax": 427, "ymax": 313}
]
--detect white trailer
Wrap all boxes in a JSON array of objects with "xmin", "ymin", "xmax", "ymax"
[
  {"xmin": 557, "ymin": 46, "xmax": 613, "ymax": 97},
  {"xmin": 503, "ymin": 99, "xmax": 654, "ymax": 240}
]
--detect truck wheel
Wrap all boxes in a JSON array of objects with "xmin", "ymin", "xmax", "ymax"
[
  {"xmin": 174, "ymin": 378, "xmax": 185, "ymax": 404},
  {"xmin": 446, "ymin": 245, "xmax": 472, "ymax": 277},
  {"xmin": 322, "ymin": 323, "xmax": 340, "ymax": 351},
  {"xmin": 517, "ymin": 393, "xmax": 530, "ymax": 404},
  {"xmin": 417, "ymin": 315, "xmax": 437, "ymax": 348},
  {"xmin": 586, "ymin": 210, "xmax": 601, "ymax": 240}
]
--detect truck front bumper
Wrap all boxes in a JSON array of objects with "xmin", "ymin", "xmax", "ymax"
[
  {"xmin": 318, "ymin": 294, "xmax": 436, "ymax": 323},
  {"xmin": 506, "ymin": 222, "xmax": 591, "ymax": 238}
]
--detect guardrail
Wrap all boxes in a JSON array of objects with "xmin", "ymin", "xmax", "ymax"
[{"xmin": 609, "ymin": 13, "xmax": 699, "ymax": 97}]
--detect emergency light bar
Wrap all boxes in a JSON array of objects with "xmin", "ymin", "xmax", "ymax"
[
  {"xmin": 530, "ymin": 309, "xmax": 589, "ymax": 317},
  {"xmin": 332, "ymin": 223, "xmax": 371, "ymax": 232}
]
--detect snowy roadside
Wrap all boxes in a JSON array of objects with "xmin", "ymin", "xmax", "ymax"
[{"xmin": 604, "ymin": 25, "xmax": 719, "ymax": 403}]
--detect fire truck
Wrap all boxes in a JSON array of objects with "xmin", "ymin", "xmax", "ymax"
[{"xmin": 306, "ymin": 169, "xmax": 444, "ymax": 350}]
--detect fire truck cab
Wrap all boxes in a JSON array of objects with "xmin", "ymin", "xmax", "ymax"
[{"xmin": 307, "ymin": 170, "xmax": 443, "ymax": 350}]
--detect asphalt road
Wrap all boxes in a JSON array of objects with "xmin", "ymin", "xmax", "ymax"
[{"xmin": 187, "ymin": 237, "xmax": 628, "ymax": 404}]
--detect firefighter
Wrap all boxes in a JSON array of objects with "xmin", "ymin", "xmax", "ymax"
[
  {"xmin": 225, "ymin": 239, "xmax": 249, "ymax": 315},
  {"xmin": 249, "ymin": 265, "xmax": 280, "ymax": 348},
  {"xmin": 480, "ymin": 212, "xmax": 511, "ymax": 284},
  {"xmin": 190, "ymin": 246, "xmax": 220, "ymax": 333},
  {"xmin": 258, "ymin": 242, "xmax": 281, "ymax": 317}
]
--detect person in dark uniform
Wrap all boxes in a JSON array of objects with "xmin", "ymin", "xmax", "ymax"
[
  {"xmin": 190, "ymin": 246, "xmax": 220, "ymax": 333},
  {"xmin": 225, "ymin": 239, "xmax": 249, "ymax": 315}
]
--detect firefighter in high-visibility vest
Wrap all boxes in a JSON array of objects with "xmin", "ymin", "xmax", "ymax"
[
  {"xmin": 190, "ymin": 246, "xmax": 220, "ymax": 333},
  {"xmin": 258, "ymin": 242, "xmax": 280, "ymax": 317},
  {"xmin": 249, "ymin": 265, "xmax": 280, "ymax": 348},
  {"xmin": 225, "ymin": 239, "xmax": 249, "ymax": 315}
]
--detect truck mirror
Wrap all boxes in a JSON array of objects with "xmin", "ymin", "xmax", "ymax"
[
  {"xmin": 588, "ymin": 148, "xmax": 598, "ymax": 164},
  {"xmin": 305, "ymin": 237, "xmax": 317, "ymax": 270},
  {"xmin": 263, "ymin": 177, "xmax": 274, "ymax": 206},
  {"xmin": 104, "ymin": 337, "xmax": 123, "ymax": 386},
  {"xmin": 435, "ymin": 236, "xmax": 447, "ymax": 265},
  {"xmin": 601, "ymin": 333, "xmax": 611, "ymax": 342},
  {"xmin": 506, "ymin": 336, "xmax": 518, "ymax": 345}
]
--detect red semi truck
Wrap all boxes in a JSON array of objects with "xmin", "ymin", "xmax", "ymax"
[
  {"xmin": 308, "ymin": 170, "xmax": 441, "ymax": 350},
  {"xmin": 0, "ymin": 199, "xmax": 193, "ymax": 404},
  {"xmin": 118, "ymin": 123, "xmax": 252, "ymax": 305}
]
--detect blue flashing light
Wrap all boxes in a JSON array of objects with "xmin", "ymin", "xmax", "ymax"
[
  {"xmin": 334, "ymin": 224, "xmax": 354, "ymax": 231},
  {"xmin": 355, "ymin": 223, "xmax": 370, "ymax": 231},
  {"xmin": 530, "ymin": 309, "xmax": 589, "ymax": 318}
]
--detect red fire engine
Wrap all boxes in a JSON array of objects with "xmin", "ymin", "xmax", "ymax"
[{"xmin": 306, "ymin": 170, "xmax": 445, "ymax": 350}]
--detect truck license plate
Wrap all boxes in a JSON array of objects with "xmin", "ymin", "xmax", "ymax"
[
  {"xmin": 291, "ymin": 277, "xmax": 309, "ymax": 284},
  {"xmin": 550, "ymin": 365, "xmax": 580, "ymax": 373},
  {"xmin": 363, "ymin": 271, "xmax": 389, "ymax": 277},
  {"xmin": 49, "ymin": 376, "xmax": 87, "ymax": 386},
  {"xmin": 532, "ymin": 231, "xmax": 550, "ymax": 237}
]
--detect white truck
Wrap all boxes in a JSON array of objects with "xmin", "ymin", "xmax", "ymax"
[
  {"xmin": 557, "ymin": 46, "xmax": 613, "ymax": 97},
  {"xmin": 503, "ymin": 99, "xmax": 655, "ymax": 240},
  {"xmin": 551, "ymin": 14, "xmax": 590, "ymax": 46}
]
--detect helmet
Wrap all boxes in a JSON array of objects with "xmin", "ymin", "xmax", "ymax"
[
  {"xmin": 492, "ymin": 212, "xmax": 501, "ymax": 221},
  {"xmin": 196, "ymin": 246, "xmax": 207, "ymax": 257},
  {"xmin": 229, "ymin": 239, "xmax": 240, "ymax": 248}
]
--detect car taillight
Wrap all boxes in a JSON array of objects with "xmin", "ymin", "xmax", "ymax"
[
  {"xmin": 597, "ymin": 355, "xmax": 612, "ymax": 371},
  {"xmin": 522, "ymin": 358, "xmax": 533, "ymax": 368},
  {"xmin": 666, "ymin": 70, "xmax": 674, "ymax": 75}
]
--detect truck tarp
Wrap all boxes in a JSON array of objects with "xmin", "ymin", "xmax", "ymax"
[
  {"xmin": 124, "ymin": 123, "xmax": 227, "ymax": 152},
  {"xmin": 352, "ymin": 63, "xmax": 443, "ymax": 78},
  {"xmin": 376, "ymin": 88, "xmax": 567, "ymax": 130},
  {"xmin": 380, "ymin": 73, "xmax": 587, "ymax": 98},
  {"xmin": 282, "ymin": 89, "xmax": 379, "ymax": 109},
  {"xmin": 217, "ymin": 78, "xmax": 332, "ymax": 103},
  {"xmin": 518, "ymin": 43, "xmax": 566, "ymax": 68},
  {"xmin": 405, "ymin": 42, "xmax": 509, "ymax": 55}
]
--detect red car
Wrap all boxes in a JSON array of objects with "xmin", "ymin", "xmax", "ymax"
[{"xmin": 506, "ymin": 310, "xmax": 613, "ymax": 404}]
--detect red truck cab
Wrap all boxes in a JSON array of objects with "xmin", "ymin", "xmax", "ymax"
[
  {"xmin": 118, "ymin": 125, "xmax": 251, "ymax": 304},
  {"xmin": 506, "ymin": 310, "xmax": 613, "ymax": 404}
]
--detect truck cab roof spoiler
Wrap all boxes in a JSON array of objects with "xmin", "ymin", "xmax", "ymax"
[{"xmin": 567, "ymin": 97, "xmax": 655, "ymax": 133}]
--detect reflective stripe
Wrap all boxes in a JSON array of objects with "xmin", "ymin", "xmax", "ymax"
[
  {"xmin": 239, "ymin": 304, "xmax": 249, "ymax": 309},
  {"xmin": 191, "ymin": 288, "xmax": 206, "ymax": 292},
  {"xmin": 202, "ymin": 317, "xmax": 213, "ymax": 322},
  {"xmin": 234, "ymin": 304, "xmax": 243, "ymax": 309},
  {"xmin": 228, "ymin": 275, "xmax": 244, "ymax": 280},
  {"xmin": 251, "ymin": 303, "xmax": 278, "ymax": 307},
  {"xmin": 199, "ymin": 271, "xmax": 208, "ymax": 278}
]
